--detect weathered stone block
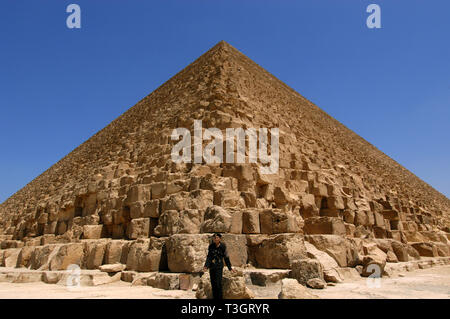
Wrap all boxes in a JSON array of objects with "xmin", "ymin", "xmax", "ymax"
[
  {"xmin": 126, "ymin": 218, "xmax": 150, "ymax": 239},
  {"xmin": 259, "ymin": 209, "xmax": 302, "ymax": 234},
  {"xmin": 166, "ymin": 234, "xmax": 209, "ymax": 273},
  {"xmin": 188, "ymin": 190, "xmax": 214, "ymax": 210},
  {"xmin": 291, "ymin": 258, "xmax": 324, "ymax": 285},
  {"xmin": 151, "ymin": 182, "xmax": 166, "ymax": 199},
  {"xmin": 252, "ymin": 233, "xmax": 307, "ymax": 268},
  {"xmin": 327, "ymin": 196, "xmax": 345, "ymax": 210},
  {"xmin": 82, "ymin": 225, "xmax": 104, "ymax": 239},
  {"xmin": 130, "ymin": 201, "xmax": 145, "ymax": 219},
  {"xmin": 304, "ymin": 216, "xmax": 346, "ymax": 236},
  {"xmin": 214, "ymin": 190, "xmax": 244, "ymax": 208},
  {"xmin": 154, "ymin": 209, "xmax": 203, "ymax": 236},
  {"xmin": 381, "ymin": 209, "xmax": 400, "ymax": 221},
  {"xmin": 411, "ymin": 242, "xmax": 438, "ymax": 257},
  {"xmin": 305, "ymin": 235, "xmax": 360, "ymax": 268},
  {"xmin": 299, "ymin": 194, "xmax": 319, "ymax": 218},
  {"xmin": 278, "ymin": 278, "xmax": 319, "ymax": 299},
  {"xmin": 84, "ymin": 240, "xmax": 108, "ymax": 269},
  {"xmin": 200, "ymin": 206, "xmax": 232, "ymax": 233},
  {"xmin": 222, "ymin": 234, "xmax": 248, "ymax": 267},
  {"xmin": 49, "ymin": 243, "xmax": 84, "ymax": 270},
  {"xmin": 104, "ymin": 240, "xmax": 129, "ymax": 264},
  {"xmin": 354, "ymin": 211, "xmax": 369, "ymax": 226},
  {"xmin": 126, "ymin": 238, "xmax": 167, "ymax": 272},
  {"xmin": 242, "ymin": 210, "xmax": 261, "ymax": 234},
  {"xmin": 144, "ymin": 200, "xmax": 160, "ymax": 218}
]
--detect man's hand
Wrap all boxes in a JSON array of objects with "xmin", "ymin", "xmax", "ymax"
[
  {"xmin": 231, "ymin": 268, "xmax": 237, "ymax": 273},
  {"xmin": 202, "ymin": 266, "xmax": 207, "ymax": 272}
]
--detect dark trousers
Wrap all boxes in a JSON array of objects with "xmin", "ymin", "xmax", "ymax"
[{"xmin": 209, "ymin": 266, "xmax": 224, "ymax": 299}]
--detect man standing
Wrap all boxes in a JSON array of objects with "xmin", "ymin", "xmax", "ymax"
[{"xmin": 202, "ymin": 233, "xmax": 236, "ymax": 299}]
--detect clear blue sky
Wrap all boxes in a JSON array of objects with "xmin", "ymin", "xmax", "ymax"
[{"xmin": 0, "ymin": 0, "xmax": 449, "ymax": 203}]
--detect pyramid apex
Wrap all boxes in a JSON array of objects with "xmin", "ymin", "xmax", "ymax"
[
  {"xmin": 210, "ymin": 40, "xmax": 236, "ymax": 52},
  {"xmin": 216, "ymin": 40, "xmax": 231, "ymax": 46}
]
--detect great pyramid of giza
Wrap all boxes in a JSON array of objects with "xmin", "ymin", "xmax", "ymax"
[{"xmin": 0, "ymin": 41, "xmax": 449, "ymax": 296}]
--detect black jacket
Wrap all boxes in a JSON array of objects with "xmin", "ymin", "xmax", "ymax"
[{"xmin": 204, "ymin": 242, "xmax": 232, "ymax": 271}]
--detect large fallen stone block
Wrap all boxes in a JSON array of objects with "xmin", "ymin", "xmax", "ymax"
[
  {"xmin": 291, "ymin": 258, "xmax": 324, "ymax": 286},
  {"xmin": 166, "ymin": 234, "xmax": 210, "ymax": 273},
  {"xmin": 246, "ymin": 269, "xmax": 290, "ymax": 286},
  {"xmin": 404, "ymin": 244, "xmax": 421, "ymax": 260},
  {"xmin": 306, "ymin": 278, "xmax": 327, "ymax": 289},
  {"xmin": 361, "ymin": 243, "xmax": 387, "ymax": 277},
  {"xmin": 304, "ymin": 241, "xmax": 342, "ymax": 283},
  {"xmin": 148, "ymin": 272, "xmax": 180, "ymax": 290},
  {"xmin": 130, "ymin": 272, "xmax": 154, "ymax": 286},
  {"xmin": 278, "ymin": 278, "xmax": 319, "ymax": 299},
  {"xmin": 434, "ymin": 242, "xmax": 449, "ymax": 257},
  {"xmin": 196, "ymin": 269, "xmax": 255, "ymax": 299},
  {"xmin": 121, "ymin": 270, "xmax": 137, "ymax": 283},
  {"xmin": 305, "ymin": 235, "xmax": 360, "ymax": 268},
  {"xmin": 42, "ymin": 271, "xmax": 63, "ymax": 284}
]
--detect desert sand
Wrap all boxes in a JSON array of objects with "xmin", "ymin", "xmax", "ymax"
[{"xmin": 0, "ymin": 265, "xmax": 448, "ymax": 299}]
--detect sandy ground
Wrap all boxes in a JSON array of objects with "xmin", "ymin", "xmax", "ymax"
[
  {"xmin": 0, "ymin": 280, "xmax": 196, "ymax": 299},
  {"xmin": 313, "ymin": 265, "xmax": 450, "ymax": 299},
  {"xmin": 0, "ymin": 265, "xmax": 448, "ymax": 299}
]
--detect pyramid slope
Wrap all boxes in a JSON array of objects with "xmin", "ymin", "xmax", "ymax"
[{"xmin": 0, "ymin": 41, "xmax": 449, "ymax": 240}]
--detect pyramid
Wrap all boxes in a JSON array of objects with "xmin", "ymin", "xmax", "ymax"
[{"xmin": 0, "ymin": 41, "xmax": 449, "ymax": 287}]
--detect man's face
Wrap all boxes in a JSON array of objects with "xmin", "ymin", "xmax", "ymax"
[{"xmin": 213, "ymin": 235, "xmax": 221, "ymax": 245}]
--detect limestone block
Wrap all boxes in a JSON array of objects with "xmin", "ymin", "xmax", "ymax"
[
  {"xmin": 304, "ymin": 216, "xmax": 346, "ymax": 236},
  {"xmin": 166, "ymin": 234, "xmax": 210, "ymax": 273}
]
